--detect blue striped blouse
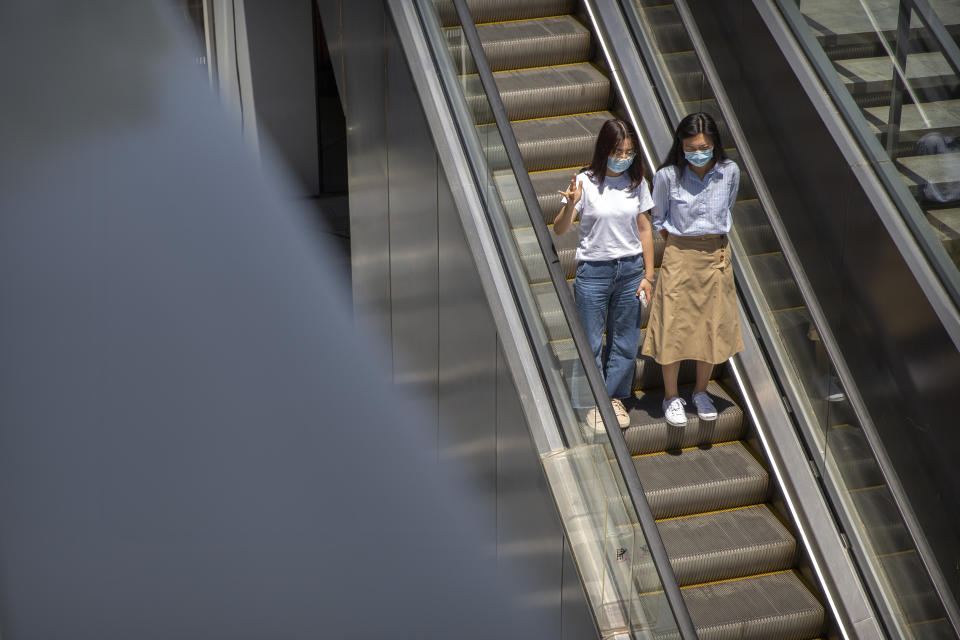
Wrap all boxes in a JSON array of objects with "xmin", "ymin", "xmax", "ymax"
[{"xmin": 651, "ymin": 160, "xmax": 740, "ymax": 236}]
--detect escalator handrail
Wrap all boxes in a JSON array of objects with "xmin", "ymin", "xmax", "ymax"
[
  {"xmin": 446, "ymin": 1, "xmax": 698, "ymax": 637},
  {"xmin": 769, "ymin": 0, "xmax": 960, "ymax": 343},
  {"xmin": 623, "ymin": 0, "xmax": 960, "ymax": 633}
]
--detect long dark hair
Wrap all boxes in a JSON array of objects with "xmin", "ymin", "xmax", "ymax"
[
  {"xmin": 583, "ymin": 119, "xmax": 645, "ymax": 190},
  {"xmin": 659, "ymin": 112, "xmax": 728, "ymax": 172}
]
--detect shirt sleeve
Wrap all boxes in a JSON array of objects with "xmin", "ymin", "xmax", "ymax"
[
  {"xmin": 726, "ymin": 161, "xmax": 741, "ymax": 212},
  {"xmin": 559, "ymin": 173, "xmax": 585, "ymax": 213},
  {"xmin": 651, "ymin": 169, "xmax": 670, "ymax": 230},
  {"xmin": 636, "ymin": 178, "xmax": 654, "ymax": 213}
]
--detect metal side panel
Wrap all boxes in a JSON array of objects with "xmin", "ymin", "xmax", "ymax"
[{"xmin": 386, "ymin": 0, "xmax": 564, "ymax": 453}]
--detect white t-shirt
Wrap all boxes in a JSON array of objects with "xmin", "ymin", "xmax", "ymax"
[{"xmin": 561, "ymin": 171, "xmax": 654, "ymax": 261}]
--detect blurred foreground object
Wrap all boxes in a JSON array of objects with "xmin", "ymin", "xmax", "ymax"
[{"xmin": 0, "ymin": 2, "xmax": 552, "ymax": 638}]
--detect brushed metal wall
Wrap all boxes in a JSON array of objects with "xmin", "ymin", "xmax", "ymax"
[
  {"xmin": 318, "ymin": 1, "xmax": 595, "ymax": 634},
  {"xmin": 689, "ymin": 0, "xmax": 960, "ymax": 605}
]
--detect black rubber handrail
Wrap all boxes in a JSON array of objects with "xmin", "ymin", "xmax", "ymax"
[{"xmin": 446, "ymin": 1, "xmax": 698, "ymax": 637}]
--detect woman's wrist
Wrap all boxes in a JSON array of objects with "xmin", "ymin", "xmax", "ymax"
[{"xmin": 643, "ymin": 276, "xmax": 655, "ymax": 285}]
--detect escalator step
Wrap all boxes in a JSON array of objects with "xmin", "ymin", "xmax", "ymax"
[
  {"xmin": 662, "ymin": 51, "xmax": 714, "ymax": 103},
  {"xmin": 626, "ymin": 381, "xmax": 742, "ymax": 454},
  {"xmin": 487, "ymin": 111, "xmax": 613, "ymax": 172},
  {"xmin": 897, "ymin": 151, "xmax": 960, "ymax": 198},
  {"xmin": 659, "ymin": 505, "xmax": 797, "ymax": 586},
  {"xmin": 665, "ymin": 571, "xmax": 824, "ymax": 640},
  {"xmin": 929, "ymin": 208, "xmax": 960, "ymax": 264},
  {"xmin": 835, "ymin": 52, "xmax": 959, "ymax": 98},
  {"xmin": 445, "ymin": 15, "xmax": 591, "ymax": 73},
  {"xmin": 435, "ymin": 0, "xmax": 576, "ymax": 28},
  {"xmin": 643, "ymin": 5, "xmax": 689, "ymax": 55},
  {"xmin": 848, "ymin": 485, "xmax": 914, "ymax": 556},
  {"xmin": 498, "ymin": 63, "xmax": 611, "ymax": 122},
  {"xmin": 734, "ymin": 201, "xmax": 779, "ymax": 256},
  {"xmin": 863, "ymin": 99, "xmax": 960, "ymax": 145},
  {"xmin": 632, "ymin": 441, "xmax": 769, "ymax": 519},
  {"xmin": 828, "ymin": 424, "xmax": 884, "ymax": 490}
]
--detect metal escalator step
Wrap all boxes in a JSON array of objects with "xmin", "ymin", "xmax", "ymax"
[
  {"xmin": 644, "ymin": 5, "xmax": 689, "ymax": 55},
  {"xmin": 499, "ymin": 111, "xmax": 614, "ymax": 172},
  {"xmin": 880, "ymin": 550, "xmax": 949, "ymax": 626},
  {"xmin": 848, "ymin": 485, "xmax": 914, "ymax": 556},
  {"xmin": 930, "ymin": 208, "xmax": 960, "ymax": 264},
  {"xmin": 835, "ymin": 52, "xmax": 959, "ymax": 98},
  {"xmin": 465, "ymin": 63, "xmax": 609, "ymax": 124},
  {"xmin": 898, "ymin": 151, "xmax": 960, "ymax": 197},
  {"xmin": 659, "ymin": 505, "xmax": 797, "ymax": 586},
  {"xmin": 632, "ymin": 441, "xmax": 768, "ymax": 519},
  {"xmin": 828, "ymin": 424, "xmax": 884, "ymax": 490},
  {"xmin": 748, "ymin": 252, "xmax": 803, "ymax": 311},
  {"xmin": 864, "ymin": 99, "xmax": 960, "ymax": 144},
  {"xmin": 663, "ymin": 52, "xmax": 714, "ymax": 103},
  {"xmin": 445, "ymin": 16, "xmax": 591, "ymax": 73},
  {"xmin": 734, "ymin": 200, "xmax": 778, "ymax": 255},
  {"xmin": 626, "ymin": 381, "xmax": 741, "ymax": 454},
  {"xmin": 662, "ymin": 571, "xmax": 824, "ymax": 640},
  {"xmin": 435, "ymin": 0, "xmax": 576, "ymax": 28}
]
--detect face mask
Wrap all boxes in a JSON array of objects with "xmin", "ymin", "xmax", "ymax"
[
  {"xmin": 684, "ymin": 148, "xmax": 713, "ymax": 167},
  {"xmin": 607, "ymin": 154, "xmax": 634, "ymax": 173}
]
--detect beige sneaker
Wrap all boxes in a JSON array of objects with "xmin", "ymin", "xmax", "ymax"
[{"xmin": 611, "ymin": 398, "xmax": 631, "ymax": 427}]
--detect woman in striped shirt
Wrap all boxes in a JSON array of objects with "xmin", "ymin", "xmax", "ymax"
[{"xmin": 642, "ymin": 112, "xmax": 744, "ymax": 427}]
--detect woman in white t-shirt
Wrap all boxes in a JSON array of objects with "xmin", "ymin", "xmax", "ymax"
[{"xmin": 555, "ymin": 119, "xmax": 655, "ymax": 431}]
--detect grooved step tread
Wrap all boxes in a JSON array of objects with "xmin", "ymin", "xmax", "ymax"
[
  {"xmin": 835, "ymin": 52, "xmax": 958, "ymax": 92},
  {"xmin": 481, "ymin": 63, "xmax": 610, "ymax": 123},
  {"xmin": 436, "ymin": 0, "xmax": 576, "ymax": 28},
  {"xmin": 626, "ymin": 381, "xmax": 743, "ymax": 455},
  {"xmin": 864, "ymin": 99, "xmax": 960, "ymax": 140},
  {"xmin": 658, "ymin": 505, "xmax": 797, "ymax": 586},
  {"xmin": 481, "ymin": 111, "xmax": 613, "ymax": 172},
  {"xmin": 663, "ymin": 571, "xmax": 825, "ymax": 640},
  {"xmin": 446, "ymin": 15, "xmax": 592, "ymax": 73},
  {"xmin": 632, "ymin": 441, "xmax": 769, "ymax": 519}
]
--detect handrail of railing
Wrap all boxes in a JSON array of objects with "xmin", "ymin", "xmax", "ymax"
[
  {"xmin": 627, "ymin": 0, "xmax": 960, "ymax": 633},
  {"xmin": 770, "ymin": 0, "xmax": 960, "ymax": 345},
  {"xmin": 446, "ymin": 1, "xmax": 698, "ymax": 637}
]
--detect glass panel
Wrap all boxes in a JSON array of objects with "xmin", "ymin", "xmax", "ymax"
[
  {"xmin": 625, "ymin": 0, "xmax": 952, "ymax": 635},
  {"xmin": 794, "ymin": 0, "xmax": 960, "ymax": 288},
  {"xmin": 419, "ymin": 1, "xmax": 684, "ymax": 636}
]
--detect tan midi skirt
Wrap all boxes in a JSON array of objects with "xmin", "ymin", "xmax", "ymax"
[{"xmin": 641, "ymin": 234, "xmax": 744, "ymax": 365}]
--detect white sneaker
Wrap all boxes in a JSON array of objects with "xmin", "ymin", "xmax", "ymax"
[
  {"xmin": 584, "ymin": 407, "xmax": 604, "ymax": 435},
  {"xmin": 692, "ymin": 391, "xmax": 718, "ymax": 421},
  {"xmin": 611, "ymin": 398, "xmax": 631, "ymax": 428},
  {"xmin": 663, "ymin": 397, "xmax": 687, "ymax": 427}
]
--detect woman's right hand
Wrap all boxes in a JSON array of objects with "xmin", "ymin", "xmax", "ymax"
[{"xmin": 557, "ymin": 174, "xmax": 582, "ymax": 205}]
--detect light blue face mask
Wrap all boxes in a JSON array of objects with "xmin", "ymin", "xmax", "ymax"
[
  {"xmin": 607, "ymin": 154, "xmax": 635, "ymax": 173},
  {"xmin": 684, "ymin": 148, "xmax": 713, "ymax": 167}
]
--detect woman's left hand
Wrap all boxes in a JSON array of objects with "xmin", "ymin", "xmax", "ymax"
[{"xmin": 636, "ymin": 278, "xmax": 653, "ymax": 305}]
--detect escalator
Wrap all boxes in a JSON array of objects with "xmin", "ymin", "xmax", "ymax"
[
  {"xmin": 436, "ymin": 1, "xmax": 828, "ymax": 637},
  {"xmin": 390, "ymin": 0, "xmax": 960, "ymax": 636}
]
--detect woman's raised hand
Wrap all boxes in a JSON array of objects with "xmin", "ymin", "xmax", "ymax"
[{"xmin": 557, "ymin": 174, "xmax": 582, "ymax": 205}]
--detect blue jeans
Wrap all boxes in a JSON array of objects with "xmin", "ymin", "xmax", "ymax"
[{"xmin": 573, "ymin": 254, "xmax": 644, "ymax": 406}]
